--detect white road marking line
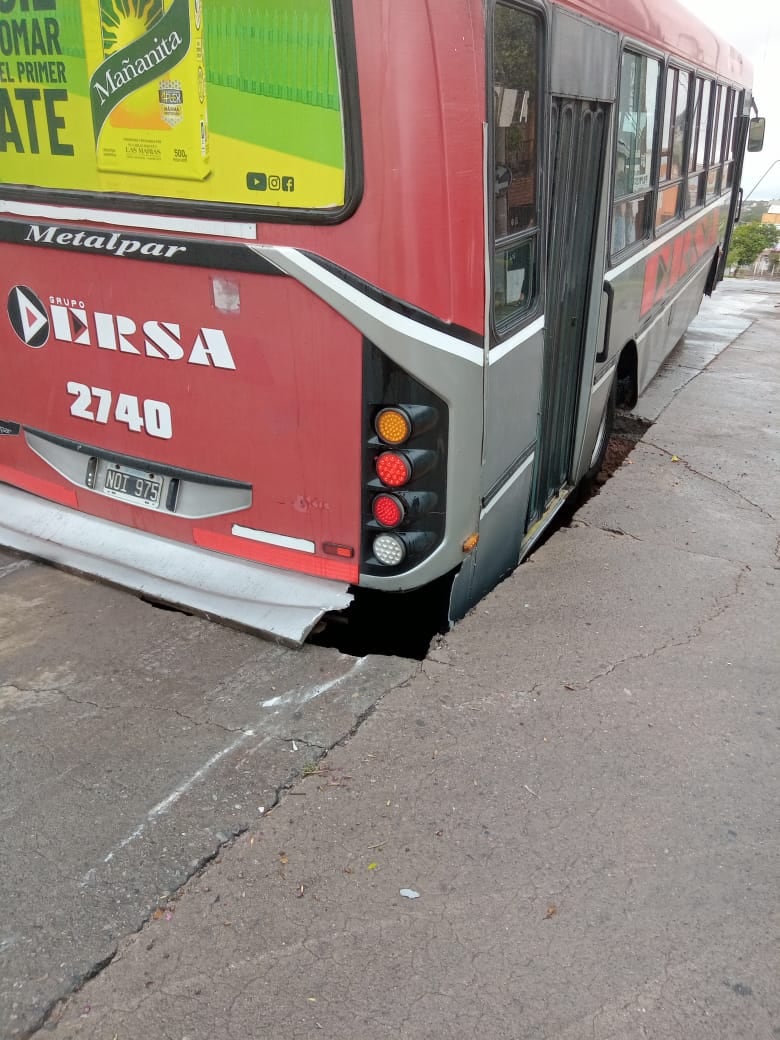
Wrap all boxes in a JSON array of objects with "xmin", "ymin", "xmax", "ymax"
[
  {"xmin": 83, "ymin": 656, "xmax": 368, "ymax": 882},
  {"xmin": 93, "ymin": 730, "xmax": 259, "ymax": 876},
  {"xmin": 261, "ymin": 657, "xmax": 367, "ymax": 709},
  {"xmin": 0, "ymin": 559, "xmax": 32, "ymax": 579}
]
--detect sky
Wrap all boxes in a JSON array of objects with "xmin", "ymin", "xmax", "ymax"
[{"xmin": 679, "ymin": 0, "xmax": 780, "ymax": 200}]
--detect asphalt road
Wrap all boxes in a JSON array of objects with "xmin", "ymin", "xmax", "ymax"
[{"xmin": 0, "ymin": 558, "xmax": 414, "ymax": 1038}]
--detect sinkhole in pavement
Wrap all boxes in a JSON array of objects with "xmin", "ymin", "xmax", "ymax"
[{"xmin": 313, "ymin": 411, "xmax": 652, "ymax": 661}]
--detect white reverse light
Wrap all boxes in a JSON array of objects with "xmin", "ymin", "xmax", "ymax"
[{"xmin": 373, "ymin": 533, "xmax": 406, "ymax": 567}]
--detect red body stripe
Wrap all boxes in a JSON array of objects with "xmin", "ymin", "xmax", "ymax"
[
  {"xmin": 193, "ymin": 529, "xmax": 359, "ymax": 584},
  {"xmin": 0, "ymin": 465, "xmax": 79, "ymax": 508}
]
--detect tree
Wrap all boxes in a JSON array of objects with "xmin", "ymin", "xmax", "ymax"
[{"xmin": 727, "ymin": 221, "xmax": 779, "ymax": 269}]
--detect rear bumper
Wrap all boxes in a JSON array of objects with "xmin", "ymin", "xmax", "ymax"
[{"xmin": 0, "ymin": 484, "xmax": 352, "ymax": 646}]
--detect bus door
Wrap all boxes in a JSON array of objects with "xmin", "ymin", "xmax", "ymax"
[{"xmin": 528, "ymin": 95, "xmax": 609, "ymax": 524}]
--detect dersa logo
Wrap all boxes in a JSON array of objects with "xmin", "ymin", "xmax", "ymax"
[
  {"xmin": 5, "ymin": 286, "xmax": 237, "ymax": 370},
  {"xmin": 7, "ymin": 286, "xmax": 50, "ymax": 348}
]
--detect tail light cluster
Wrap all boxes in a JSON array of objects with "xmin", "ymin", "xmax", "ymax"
[{"xmin": 363, "ymin": 343, "xmax": 448, "ymax": 574}]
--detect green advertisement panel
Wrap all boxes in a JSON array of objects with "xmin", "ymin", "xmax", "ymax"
[{"xmin": 0, "ymin": 0, "xmax": 346, "ymax": 210}]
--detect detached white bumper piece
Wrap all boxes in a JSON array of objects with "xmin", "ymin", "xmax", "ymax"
[{"xmin": 0, "ymin": 484, "xmax": 352, "ymax": 646}]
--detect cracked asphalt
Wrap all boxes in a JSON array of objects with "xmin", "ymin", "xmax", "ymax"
[
  {"xmin": 0, "ymin": 572, "xmax": 414, "ymax": 1038},
  {"xmin": 2, "ymin": 280, "xmax": 780, "ymax": 1039}
]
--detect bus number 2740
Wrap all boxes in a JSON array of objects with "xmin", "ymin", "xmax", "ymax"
[{"xmin": 66, "ymin": 382, "xmax": 173, "ymax": 440}]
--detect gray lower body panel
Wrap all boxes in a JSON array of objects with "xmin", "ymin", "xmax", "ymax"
[{"xmin": 0, "ymin": 484, "xmax": 352, "ymax": 646}]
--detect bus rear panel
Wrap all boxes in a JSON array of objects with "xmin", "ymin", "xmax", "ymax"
[{"xmin": 0, "ymin": 0, "xmax": 757, "ymax": 642}]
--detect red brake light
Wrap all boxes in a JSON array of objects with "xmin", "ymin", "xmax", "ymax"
[
  {"xmin": 372, "ymin": 493, "xmax": 405, "ymax": 528},
  {"xmin": 376, "ymin": 451, "xmax": 411, "ymax": 488}
]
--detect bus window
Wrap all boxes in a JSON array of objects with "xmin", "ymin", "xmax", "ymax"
[
  {"xmin": 723, "ymin": 88, "xmax": 737, "ymax": 188},
  {"xmin": 707, "ymin": 85, "xmax": 725, "ymax": 199},
  {"xmin": 492, "ymin": 4, "xmax": 541, "ymax": 331},
  {"xmin": 656, "ymin": 67, "xmax": 689, "ymax": 229},
  {"xmin": 686, "ymin": 77, "xmax": 712, "ymax": 210},
  {"xmin": 695, "ymin": 81, "xmax": 713, "ymax": 169},
  {"xmin": 659, "ymin": 68, "xmax": 676, "ymax": 181},
  {"xmin": 611, "ymin": 50, "xmax": 660, "ymax": 256},
  {"xmin": 494, "ymin": 240, "xmax": 536, "ymax": 328}
]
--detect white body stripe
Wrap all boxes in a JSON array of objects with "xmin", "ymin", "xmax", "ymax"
[
  {"xmin": 592, "ymin": 357, "xmax": 618, "ymax": 393},
  {"xmin": 482, "ymin": 452, "xmax": 535, "ymax": 518},
  {"xmin": 489, "ymin": 314, "xmax": 546, "ymax": 364},
  {"xmin": 231, "ymin": 525, "xmax": 316, "ymax": 554},
  {"xmin": 253, "ymin": 246, "xmax": 485, "ymax": 366},
  {"xmin": 0, "ymin": 200, "xmax": 257, "ymax": 240}
]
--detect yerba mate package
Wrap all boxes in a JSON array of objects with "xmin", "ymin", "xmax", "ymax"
[{"xmin": 82, "ymin": 0, "xmax": 209, "ymax": 180}]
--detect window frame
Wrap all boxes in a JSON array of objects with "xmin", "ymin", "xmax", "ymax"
[
  {"xmin": 488, "ymin": 0, "xmax": 547, "ymax": 342},
  {"xmin": 685, "ymin": 75, "xmax": 716, "ymax": 211},
  {"xmin": 653, "ymin": 62, "xmax": 692, "ymax": 234},
  {"xmin": 722, "ymin": 87, "xmax": 739, "ymax": 190},
  {"xmin": 705, "ymin": 83, "xmax": 725, "ymax": 200},
  {"xmin": 609, "ymin": 45, "xmax": 663, "ymax": 262}
]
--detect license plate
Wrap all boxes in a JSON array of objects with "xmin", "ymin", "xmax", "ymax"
[{"xmin": 102, "ymin": 464, "xmax": 163, "ymax": 507}]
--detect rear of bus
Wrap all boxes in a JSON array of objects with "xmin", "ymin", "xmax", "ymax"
[{"xmin": 0, "ymin": 1, "xmax": 487, "ymax": 643}]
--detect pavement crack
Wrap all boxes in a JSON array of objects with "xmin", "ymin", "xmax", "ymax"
[
  {"xmin": 644, "ymin": 440, "xmax": 778, "ymax": 521},
  {"xmin": 574, "ymin": 522, "xmax": 769, "ymax": 569},
  {"xmin": 574, "ymin": 520, "xmax": 642, "ymax": 541},
  {"xmin": 0, "ymin": 684, "xmax": 98, "ymax": 707},
  {"xmin": 41, "ymin": 830, "xmax": 248, "ymax": 1038},
  {"xmin": 0, "ymin": 684, "xmax": 246, "ymax": 735},
  {"xmin": 566, "ymin": 565, "xmax": 750, "ymax": 691},
  {"xmin": 24, "ymin": 947, "xmax": 119, "ymax": 1039},
  {"xmin": 283, "ymin": 736, "xmax": 328, "ymax": 751},
  {"xmin": 167, "ymin": 706, "xmax": 247, "ymax": 734},
  {"xmin": 39, "ymin": 823, "xmax": 250, "ymax": 1035},
  {"xmin": 58, "ymin": 689, "xmax": 105, "ymax": 710}
]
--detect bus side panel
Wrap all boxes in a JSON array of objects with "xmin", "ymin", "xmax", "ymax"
[
  {"xmin": 605, "ymin": 202, "xmax": 728, "ymax": 395},
  {"xmin": 0, "ymin": 245, "xmax": 363, "ymax": 582}
]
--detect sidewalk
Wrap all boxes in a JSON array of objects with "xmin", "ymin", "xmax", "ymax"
[{"xmin": 47, "ymin": 284, "xmax": 780, "ymax": 1040}]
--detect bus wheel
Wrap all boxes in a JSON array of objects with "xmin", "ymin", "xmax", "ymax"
[{"xmin": 586, "ymin": 374, "xmax": 616, "ymax": 481}]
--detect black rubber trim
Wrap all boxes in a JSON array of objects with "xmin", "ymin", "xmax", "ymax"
[
  {"xmin": 0, "ymin": 0, "xmax": 363, "ymax": 227},
  {"xmin": 24, "ymin": 428, "xmax": 251, "ymax": 490},
  {"xmin": 0, "ymin": 217, "xmax": 285, "ymax": 276},
  {"xmin": 597, "ymin": 281, "xmax": 614, "ymax": 363},
  {"xmin": 305, "ymin": 254, "xmax": 484, "ymax": 347}
]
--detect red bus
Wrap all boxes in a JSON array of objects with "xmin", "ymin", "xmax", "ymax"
[{"xmin": 0, "ymin": 0, "xmax": 764, "ymax": 644}]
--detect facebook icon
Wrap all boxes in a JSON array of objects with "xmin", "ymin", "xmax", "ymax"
[{"xmin": 281, "ymin": 176, "xmax": 295, "ymax": 192}]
